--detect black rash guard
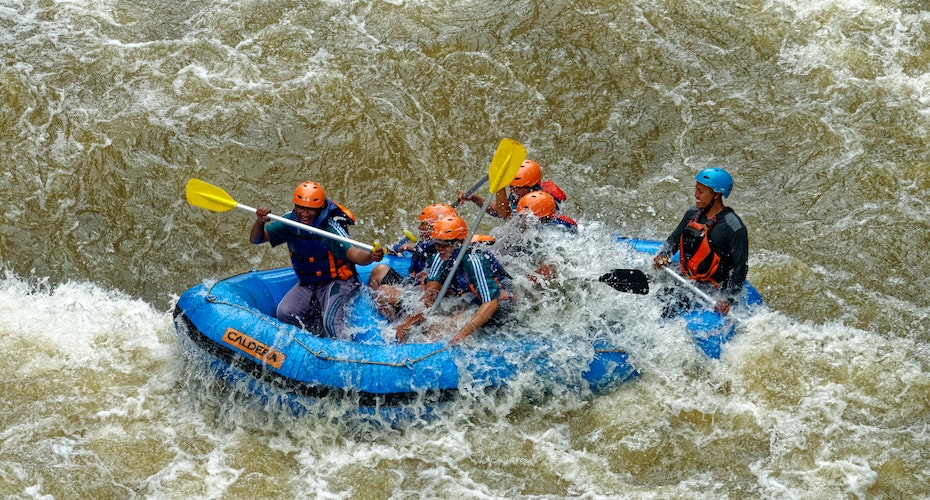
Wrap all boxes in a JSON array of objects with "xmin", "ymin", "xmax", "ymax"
[{"xmin": 658, "ymin": 206, "xmax": 749, "ymax": 301}]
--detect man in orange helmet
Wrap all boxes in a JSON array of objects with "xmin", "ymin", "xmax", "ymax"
[
  {"xmin": 251, "ymin": 181, "xmax": 384, "ymax": 340},
  {"xmin": 367, "ymin": 203, "xmax": 459, "ymax": 320},
  {"xmin": 515, "ymin": 190, "xmax": 577, "ymax": 231},
  {"xmin": 501, "ymin": 190, "xmax": 578, "ymax": 282},
  {"xmin": 457, "ymin": 159, "xmax": 568, "ymax": 219},
  {"xmin": 394, "ymin": 215, "xmax": 510, "ymax": 345}
]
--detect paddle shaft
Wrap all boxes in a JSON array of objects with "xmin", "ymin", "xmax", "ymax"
[
  {"xmin": 451, "ymin": 175, "xmax": 489, "ymax": 208},
  {"xmin": 430, "ymin": 195, "xmax": 492, "ymax": 313},
  {"xmin": 661, "ymin": 266, "xmax": 715, "ymax": 306},
  {"xmin": 242, "ymin": 202, "xmax": 375, "ymax": 251}
]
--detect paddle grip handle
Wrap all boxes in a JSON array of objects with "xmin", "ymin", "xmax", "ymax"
[{"xmin": 451, "ymin": 175, "xmax": 489, "ymax": 208}]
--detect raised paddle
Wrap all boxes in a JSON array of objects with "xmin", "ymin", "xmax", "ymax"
[
  {"xmin": 431, "ymin": 139, "xmax": 526, "ymax": 312},
  {"xmin": 185, "ymin": 178, "xmax": 379, "ymax": 252}
]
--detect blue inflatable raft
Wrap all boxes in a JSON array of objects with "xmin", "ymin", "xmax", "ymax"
[
  {"xmin": 172, "ymin": 238, "xmax": 762, "ymax": 419},
  {"xmin": 619, "ymin": 238, "xmax": 765, "ymax": 358}
]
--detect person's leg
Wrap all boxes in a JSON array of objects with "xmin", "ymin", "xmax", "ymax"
[
  {"xmin": 319, "ymin": 279, "xmax": 361, "ymax": 340},
  {"xmin": 368, "ymin": 263, "xmax": 391, "ymax": 288},
  {"xmin": 276, "ymin": 283, "xmax": 317, "ymax": 327},
  {"xmin": 372, "ymin": 267, "xmax": 404, "ymax": 287},
  {"xmin": 369, "ymin": 267, "xmax": 405, "ymax": 320},
  {"xmin": 373, "ymin": 284, "xmax": 405, "ymax": 321}
]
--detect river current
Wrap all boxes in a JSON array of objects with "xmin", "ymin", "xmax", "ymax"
[{"xmin": 1, "ymin": 0, "xmax": 929, "ymax": 497}]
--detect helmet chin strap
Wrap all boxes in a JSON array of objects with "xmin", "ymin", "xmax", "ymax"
[{"xmin": 704, "ymin": 193, "xmax": 725, "ymax": 217}]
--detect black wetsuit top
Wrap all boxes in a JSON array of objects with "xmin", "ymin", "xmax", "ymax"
[{"xmin": 658, "ymin": 206, "xmax": 749, "ymax": 300}]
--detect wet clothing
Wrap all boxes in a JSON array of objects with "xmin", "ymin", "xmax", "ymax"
[
  {"xmin": 264, "ymin": 200, "xmax": 360, "ymax": 339},
  {"xmin": 378, "ymin": 240, "xmax": 439, "ymax": 288},
  {"xmin": 390, "ymin": 238, "xmax": 500, "ymax": 286},
  {"xmin": 274, "ymin": 279, "xmax": 359, "ymax": 341},
  {"xmin": 423, "ymin": 248, "xmax": 509, "ymax": 304},
  {"xmin": 378, "ymin": 267, "xmax": 406, "ymax": 287},
  {"xmin": 266, "ymin": 201, "xmax": 357, "ymax": 286},
  {"xmin": 409, "ymin": 240, "xmax": 436, "ymax": 277},
  {"xmin": 383, "ymin": 243, "xmax": 508, "ymax": 312},
  {"xmin": 657, "ymin": 206, "xmax": 748, "ymax": 301}
]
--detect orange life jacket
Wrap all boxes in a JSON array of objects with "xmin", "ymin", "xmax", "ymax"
[{"xmin": 679, "ymin": 213, "xmax": 722, "ymax": 285}]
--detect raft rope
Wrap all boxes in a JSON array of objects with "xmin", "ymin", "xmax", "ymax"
[
  {"xmin": 204, "ymin": 276, "xmax": 626, "ymax": 370},
  {"xmin": 206, "ymin": 293, "xmax": 450, "ymax": 368}
]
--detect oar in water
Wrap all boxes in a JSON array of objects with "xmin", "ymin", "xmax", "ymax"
[
  {"xmin": 658, "ymin": 266, "xmax": 715, "ymax": 306},
  {"xmin": 185, "ymin": 178, "xmax": 379, "ymax": 252},
  {"xmin": 389, "ymin": 175, "xmax": 489, "ymax": 252},
  {"xmin": 431, "ymin": 139, "xmax": 526, "ymax": 312},
  {"xmin": 598, "ymin": 266, "xmax": 715, "ymax": 307}
]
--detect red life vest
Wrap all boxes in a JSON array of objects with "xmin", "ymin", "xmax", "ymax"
[
  {"xmin": 679, "ymin": 213, "xmax": 722, "ymax": 285},
  {"xmin": 555, "ymin": 214, "xmax": 576, "ymax": 227},
  {"xmin": 508, "ymin": 180, "xmax": 567, "ymax": 208},
  {"xmin": 539, "ymin": 180, "xmax": 567, "ymax": 202}
]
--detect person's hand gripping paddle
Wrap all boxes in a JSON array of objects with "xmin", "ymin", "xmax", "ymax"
[{"xmin": 185, "ymin": 178, "xmax": 380, "ymax": 251}]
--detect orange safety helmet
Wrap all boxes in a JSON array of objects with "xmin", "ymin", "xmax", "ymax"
[
  {"xmin": 293, "ymin": 182, "xmax": 326, "ymax": 208},
  {"xmin": 431, "ymin": 216, "xmax": 468, "ymax": 241},
  {"xmin": 516, "ymin": 190, "xmax": 557, "ymax": 219},
  {"xmin": 510, "ymin": 159, "xmax": 542, "ymax": 187},
  {"xmin": 418, "ymin": 203, "xmax": 459, "ymax": 223}
]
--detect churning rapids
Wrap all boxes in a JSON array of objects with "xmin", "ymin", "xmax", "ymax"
[{"xmin": 1, "ymin": 0, "xmax": 929, "ymax": 497}]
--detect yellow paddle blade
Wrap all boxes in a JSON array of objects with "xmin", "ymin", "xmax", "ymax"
[
  {"xmin": 487, "ymin": 138, "xmax": 527, "ymax": 193},
  {"xmin": 185, "ymin": 178, "xmax": 238, "ymax": 213},
  {"xmin": 402, "ymin": 229, "xmax": 418, "ymax": 243}
]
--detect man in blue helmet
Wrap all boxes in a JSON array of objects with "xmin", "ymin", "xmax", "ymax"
[{"xmin": 653, "ymin": 167, "xmax": 748, "ymax": 315}]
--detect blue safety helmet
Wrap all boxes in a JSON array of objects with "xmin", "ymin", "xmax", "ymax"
[{"xmin": 695, "ymin": 167, "xmax": 733, "ymax": 198}]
